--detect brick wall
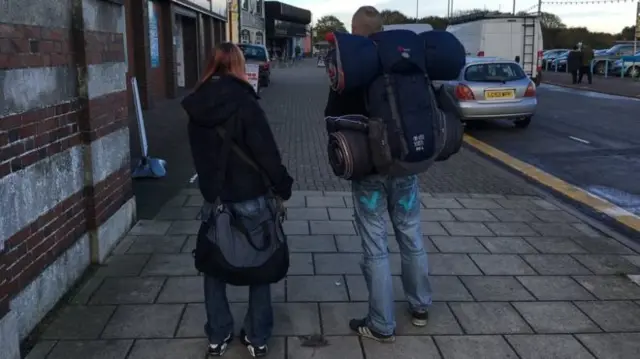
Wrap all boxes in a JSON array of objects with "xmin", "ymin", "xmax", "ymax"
[{"xmin": 0, "ymin": 0, "xmax": 136, "ymax": 356}]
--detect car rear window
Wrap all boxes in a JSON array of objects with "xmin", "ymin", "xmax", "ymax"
[
  {"xmin": 238, "ymin": 45, "xmax": 267, "ymax": 61},
  {"xmin": 464, "ymin": 63, "xmax": 526, "ymax": 82}
]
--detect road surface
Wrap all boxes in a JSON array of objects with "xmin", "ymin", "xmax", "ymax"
[{"xmin": 466, "ymin": 84, "xmax": 640, "ymax": 215}]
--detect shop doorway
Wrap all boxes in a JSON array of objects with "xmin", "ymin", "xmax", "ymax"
[{"xmin": 175, "ymin": 14, "xmax": 199, "ymax": 89}]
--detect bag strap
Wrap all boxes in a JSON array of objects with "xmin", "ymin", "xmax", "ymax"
[
  {"xmin": 212, "ymin": 120, "xmax": 236, "ymax": 205},
  {"xmin": 215, "ymin": 126, "xmax": 272, "ymax": 189}
]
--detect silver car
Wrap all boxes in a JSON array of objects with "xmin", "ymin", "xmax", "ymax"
[{"xmin": 437, "ymin": 57, "xmax": 537, "ymax": 129}]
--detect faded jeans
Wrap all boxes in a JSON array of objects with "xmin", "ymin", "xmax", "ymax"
[
  {"xmin": 203, "ymin": 196, "xmax": 273, "ymax": 347},
  {"xmin": 352, "ymin": 175, "xmax": 432, "ymax": 335}
]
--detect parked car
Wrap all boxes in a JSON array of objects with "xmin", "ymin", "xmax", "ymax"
[
  {"xmin": 592, "ymin": 43, "xmax": 636, "ymax": 75},
  {"xmin": 237, "ymin": 43, "xmax": 271, "ymax": 87},
  {"xmin": 437, "ymin": 57, "xmax": 537, "ymax": 129},
  {"xmin": 609, "ymin": 51, "xmax": 640, "ymax": 77},
  {"xmin": 549, "ymin": 51, "xmax": 569, "ymax": 72},
  {"xmin": 542, "ymin": 49, "xmax": 568, "ymax": 68}
]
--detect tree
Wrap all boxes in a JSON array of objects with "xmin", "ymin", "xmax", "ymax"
[
  {"xmin": 539, "ymin": 12, "xmax": 566, "ymax": 29},
  {"xmin": 380, "ymin": 10, "xmax": 410, "ymax": 25},
  {"xmin": 313, "ymin": 15, "xmax": 347, "ymax": 43}
]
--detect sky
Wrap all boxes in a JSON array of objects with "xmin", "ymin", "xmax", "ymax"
[{"xmin": 286, "ymin": 0, "xmax": 639, "ymax": 34}]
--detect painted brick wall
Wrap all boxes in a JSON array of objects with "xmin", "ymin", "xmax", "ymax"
[{"xmin": 0, "ymin": 0, "xmax": 136, "ymax": 354}]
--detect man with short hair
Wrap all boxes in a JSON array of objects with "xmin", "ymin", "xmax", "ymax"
[{"xmin": 324, "ymin": 5, "xmax": 432, "ymax": 343}]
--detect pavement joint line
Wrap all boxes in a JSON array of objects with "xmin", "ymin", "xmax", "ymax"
[{"xmin": 463, "ymin": 134, "xmax": 640, "ymax": 235}]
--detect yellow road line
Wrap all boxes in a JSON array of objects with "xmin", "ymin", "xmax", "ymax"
[{"xmin": 463, "ymin": 134, "xmax": 640, "ymax": 232}]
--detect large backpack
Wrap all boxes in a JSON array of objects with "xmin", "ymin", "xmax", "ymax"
[{"xmin": 326, "ymin": 30, "xmax": 465, "ymax": 178}]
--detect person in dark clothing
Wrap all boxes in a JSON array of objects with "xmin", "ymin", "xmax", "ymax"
[
  {"xmin": 578, "ymin": 44, "xmax": 594, "ymax": 85},
  {"xmin": 567, "ymin": 45, "xmax": 582, "ymax": 84},
  {"xmin": 181, "ymin": 42, "xmax": 293, "ymax": 358}
]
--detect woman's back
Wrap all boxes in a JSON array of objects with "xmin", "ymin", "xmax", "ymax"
[{"xmin": 182, "ymin": 74, "xmax": 292, "ymax": 203}]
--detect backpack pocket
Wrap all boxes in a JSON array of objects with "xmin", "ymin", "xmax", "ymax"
[{"xmin": 367, "ymin": 117, "xmax": 393, "ymax": 174}]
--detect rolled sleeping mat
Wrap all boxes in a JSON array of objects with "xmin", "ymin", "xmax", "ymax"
[
  {"xmin": 369, "ymin": 29, "xmax": 427, "ymax": 73},
  {"xmin": 419, "ymin": 30, "xmax": 466, "ymax": 81},
  {"xmin": 327, "ymin": 129, "xmax": 373, "ymax": 180}
]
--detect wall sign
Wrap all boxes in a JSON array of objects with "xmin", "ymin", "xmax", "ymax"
[{"xmin": 148, "ymin": 1, "xmax": 160, "ymax": 68}]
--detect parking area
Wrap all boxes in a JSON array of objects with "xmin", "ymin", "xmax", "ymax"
[{"xmin": 542, "ymin": 70, "xmax": 640, "ymax": 98}]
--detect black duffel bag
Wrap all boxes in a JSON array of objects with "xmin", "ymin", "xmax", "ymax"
[{"xmin": 193, "ymin": 126, "xmax": 289, "ymax": 286}]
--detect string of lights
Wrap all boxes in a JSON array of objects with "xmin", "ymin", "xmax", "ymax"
[{"xmin": 542, "ymin": 0, "xmax": 636, "ymax": 5}]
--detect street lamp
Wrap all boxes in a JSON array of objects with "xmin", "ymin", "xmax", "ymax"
[{"xmin": 415, "ymin": 0, "xmax": 419, "ymax": 23}]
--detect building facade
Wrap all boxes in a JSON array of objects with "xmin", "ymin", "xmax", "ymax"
[
  {"xmin": 124, "ymin": 0, "xmax": 229, "ymax": 110},
  {"xmin": 239, "ymin": 0, "xmax": 266, "ymax": 45},
  {"xmin": 264, "ymin": 1, "xmax": 311, "ymax": 58},
  {"xmin": 0, "ymin": 1, "xmax": 134, "ymax": 358}
]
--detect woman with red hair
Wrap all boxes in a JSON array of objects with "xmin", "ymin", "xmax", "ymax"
[{"xmin": 181, "ymin": 42, "xmax": 293, "ymax": 357}]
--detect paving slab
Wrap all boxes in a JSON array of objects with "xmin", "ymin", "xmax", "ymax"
[
  {"xmin": 505, "ymin": 335, "xmax": 596, "ymax": 359},
  {"xmin": 575, "ymin": 301, "xmax": 640, "ymax": 331},
  {"xmin": 89, "ymin": 277, "xmax": 165, "ymax": 305},
  {"xmin": 125, "ymin": 235, "xmax": 188, "ymax": 254},
  {"xmin": 516, "ymin": 276, "xmax": 596, "ymax": 300},
  {"xmin": 286, "ymin": 275, "xmax": 349, "ymax": 302},
  {"xmin": 46, "ymin": 340, "xmax": 133, "ymax": 359},
  {"xmin": 448, "ymin": 302, "xmax": 533, "ymax": 334},
  {"xmin": 460, "ymin": 276, "xmax": 535, "ymax": 301},
  {"xmin": 470, "ymin": 254, "xmax": 537, "ymax": 275},
  {"xmin": 41, "ymin": 306, "xmax": 116, "ymax": 340},
  {"xmin": 512, "ymin": 302, "xmax": 600, "ymax": 334},
  {"xmin": 362, "ymin": 336, "xmax": 441, "ymax": 359},
  {"xmin": 521, "ymin": 254, "xmax": 592, "ymax": 275},
  {"xmin": 288, "ymin": 336, "xmax": 362, "ymax": 359},
  {"xmin": 435, "ymin": 335, "xmax": 518, "ymax": 359},
  {"xmin": 576, "ymin": 333, "xmax": 640, "ymax": 359},
  {"xmin": 101, "ymin": 304, "xmax": 184, "ymax": 339},
  {"xmin": 573, "ymin": 275, "xmax": 640, "ymax": 300},
  {"xmin": 430, "ymin": 236, "xmax": 488, "ymax": 253},
  {"xmin": 477, "ymin": 236, "xmax": 538, "ymax": 254}
]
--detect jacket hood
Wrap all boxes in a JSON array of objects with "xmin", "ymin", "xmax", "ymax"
[{"xmin": 181, "ymin": 74, "xmax": 258, "ymax": 127}]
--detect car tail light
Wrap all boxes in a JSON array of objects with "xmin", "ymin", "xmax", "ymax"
[
  {"xmin": 477, "ymin": 51, "xmax": 484, "ymax": 57},
  {"xmin": 536, "ymin": 50, "xmax": 543, "ymax": 73},
  {"xmin": 524, "ymin": 83, "xmax": 536, "ymax": 97},
  {"xmin": 454, "ymin": 84, "xmax": 475, "ymax": 101}
]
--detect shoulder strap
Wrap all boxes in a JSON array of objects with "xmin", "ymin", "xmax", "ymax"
[{"xmin": 215, "ymin": 126, "xmax": 273, "ymax": 190}]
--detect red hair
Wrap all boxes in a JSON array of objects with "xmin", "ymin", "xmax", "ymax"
[{"xmin": 197, "ymin": 42, "xmax": 247, "ymax": 89}]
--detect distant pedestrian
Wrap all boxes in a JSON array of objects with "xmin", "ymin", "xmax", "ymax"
[
  {"xmin": 567, "ymin": 45, "xmax": 581, "ymax": 84},
  {"xmin": 579, "ymin": 44, "xmax": 594, "ymax": 85}
]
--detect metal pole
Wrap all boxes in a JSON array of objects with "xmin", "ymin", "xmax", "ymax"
[
  {"xmin": 512, "ymin": 0, "xmax": 516, "ymax": 14},
  {"xmin": 416, "ymin": 0, "xmax": 419, "ymax": 22},
  {"xmin": 537, "ymin": 0, "xmax": 542, "ymax": 14}
]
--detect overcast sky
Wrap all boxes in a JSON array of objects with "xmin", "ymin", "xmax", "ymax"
[{"xmin": 286, "ymin": 0, "xmax": 638, "ymax": 34}]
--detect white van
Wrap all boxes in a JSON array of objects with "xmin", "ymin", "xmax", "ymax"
[
  {"xmin": 383, "ymin": 23, "xmax": 433, "ymax": 33},
  {"xmin": 446, "ymin": 14, "xmax": 544, "ymax": 85}
]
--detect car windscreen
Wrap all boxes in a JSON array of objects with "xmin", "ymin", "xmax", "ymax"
[
  {"xmin": 464, "ymin": 62, "xmax": 527, "ymax": 82},
  {"xmin": 238, "ymin": 45, "xmax": 267, "ymax": 61}
]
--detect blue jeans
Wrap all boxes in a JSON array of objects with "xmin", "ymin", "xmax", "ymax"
[
  {"xmin": 352, "ymin": 175, "xmax": 432, "ymax": 335},
  {"xmin": 203, "ymin": 197, "xmax": 273, "ymax": 346}
]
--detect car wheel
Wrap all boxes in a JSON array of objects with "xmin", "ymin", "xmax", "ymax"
[
  {"xmin": 594, "ymin": 61, "xmax": 606, "ymax": 75},
  {"xmin": 627, "ymin": 65, "xmax": 640, "ymax": 78},
  {"xmin": 514, "ymin": 116, "xmax": 532, "ymax": 129},
  {"xmin": 534, "ymin": 74, "xmax": 542, "ymax": 86},
  {"xmin": 263, "ymin": 77, "xmax": 270, "ymax": 87}
]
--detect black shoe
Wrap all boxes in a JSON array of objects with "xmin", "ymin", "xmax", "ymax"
[
  {"xmin": 410, "ymin": 309, "xmax": 429, "ymax": 327},
  {"xmin": 240, "ymin": 330, "xmax": 268, "ymax": 357},
  {"xmin": 348, "ymin": 318, "xmax": 395, "ymax": 343},
  {"xmin": 208, "ymin": 333, "xmax": 232, "ymax": 356}
]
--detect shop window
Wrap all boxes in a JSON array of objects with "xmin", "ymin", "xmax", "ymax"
[
  {"xmin": 242, "ymin": 0, "xmax": 248, "ymax": 10},
  {"xmin": 256, "ymin": 0, "xmax": 263, "ymax": 15},
  {"xmin": 241, "ymin": 29, "xmax": 250, "ymax": 44},
  {"xmin": 255, "ymin": 32, "xmax": 263, "ymax": 45}
]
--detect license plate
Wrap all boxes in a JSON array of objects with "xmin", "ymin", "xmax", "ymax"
[{"xmin": 484, "ymin": 89, "xmax": 515, "ymax": 99}]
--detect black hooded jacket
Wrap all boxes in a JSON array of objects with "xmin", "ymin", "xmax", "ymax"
[{"xmin": 181, "ymin": 74, "xmax": 293, "ymax": 203}]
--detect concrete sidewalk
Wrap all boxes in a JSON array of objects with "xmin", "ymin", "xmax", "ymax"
[{"xmin": 25, "ymin": 189, "xmax": 640, "ymax": 359}]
